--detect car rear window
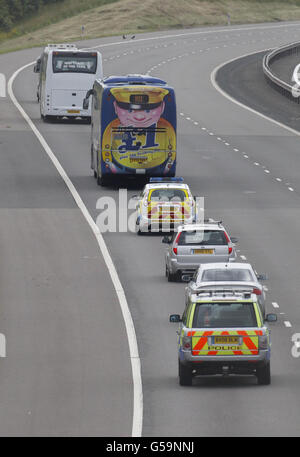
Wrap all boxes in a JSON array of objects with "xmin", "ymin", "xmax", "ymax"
[
  {"xmin": 149, "ymin": 189, "xmax": 187, "ymax": 202},
  {"xmin": 201, "ymin": 269, "xmax": 253, "ymax": 282},
  {"xmin": 178, "ymin": 230, "xmax": 227, "ymax": 246},
  {"xmin": 192, "ymin": 302, "xmax": 257, "ymax": 328}
]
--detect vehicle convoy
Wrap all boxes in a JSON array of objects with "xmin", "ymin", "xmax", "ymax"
[
  {"xmin": 133, "ymin": 177, "xmax": 197, "ymax": 234},
  {"xmin": 170, "ymin": 290, "xmax": 277, "ymax": 386},
  {"xmin": 34, "ymin": 43, "xmax": 103, "ymax": 121},
  {"xmin": 184, "ymin": 262, "xmax": 267, "ymax": 317},
  {"xmin": 83, "ymin": 74, "xmax": 177, "ymax": 186},
  {"xmin": 163, "ymin": 220, "xmax": 238, "ymax": 282}
]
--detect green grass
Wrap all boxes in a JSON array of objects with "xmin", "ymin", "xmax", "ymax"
[
  {"xmin": 2, "ymin": 0, "xmax": 300, "ymax": 54},
  {"xmin": 0, "ymin": 0, "xmax": 118, "ymax": 41}
]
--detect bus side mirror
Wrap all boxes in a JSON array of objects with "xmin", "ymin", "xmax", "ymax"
[
  {"xmin": 83, "ymin": 98, "xmax": 89, "ymax": 110},
  {"xmin": 83, "ymin": 89, "xmax": 95, "ymax": 110},
  {"xmin": 34, "ymin": 59, "xmax": 41, "ymax": 73}
]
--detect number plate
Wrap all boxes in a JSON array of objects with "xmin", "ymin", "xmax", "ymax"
[
  {"xmin": 193, "ymin": 249, "xmax": 214, "ymax": 254},
  {"xmin": 67, "ymin": 109, "xmax": 80, "ymax": 114},
  {"xmin": 214, "ymin": 336, "xmax": 239, "ymax": 344}
]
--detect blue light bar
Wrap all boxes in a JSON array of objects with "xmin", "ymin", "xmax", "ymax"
[{"xmin": 149, "ymin": 177, "xmax": 184, "ymax": 183}]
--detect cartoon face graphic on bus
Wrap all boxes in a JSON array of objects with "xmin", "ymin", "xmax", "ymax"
[
  {"xmin": 112, "ymin": 91, "xmax": 166, "ymax": 128},
  {"xmin": 101, "ymin": 86, "xmax": 176, "ymax": 173}
]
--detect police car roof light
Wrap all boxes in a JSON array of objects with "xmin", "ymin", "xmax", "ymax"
[
  {"xmin": 194, "ymin": 288, "xmax": 253, "ymax": 298},
  {"xmin": 149, "ymin": 177, "xmax": 184, "ymax": 183}
]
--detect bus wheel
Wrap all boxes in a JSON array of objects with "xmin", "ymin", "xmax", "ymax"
[
  {"xmin": 97, "ymin": 175, "xmax": 109, "ymax": 186},
  {"xmin": 43, "ymin": 115, "xmax": 55, "ymax": 122}
]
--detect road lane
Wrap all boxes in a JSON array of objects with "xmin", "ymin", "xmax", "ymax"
[
  {"xmin": 3, "ymin": 21, "xmax": 300, "ymax": 436},
  {"xmin": 0, "ymin": 56, "xmax": 133, "ymax": 437}
]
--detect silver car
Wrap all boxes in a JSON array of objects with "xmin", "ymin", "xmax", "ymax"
[
  {"xmin": 184, "ymin": 262, "xmax": 267, "ymax": 317},
  {"xmin": 163, "ymin": 221, "xmax": 237, "ymax": 282}
]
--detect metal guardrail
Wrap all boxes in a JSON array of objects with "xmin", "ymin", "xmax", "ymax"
[{"xmin": 262, "ymin": 41, "xmax": 300, "ymax": 103}]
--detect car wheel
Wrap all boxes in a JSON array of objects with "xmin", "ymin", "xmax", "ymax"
[
  {"xmin": 178, "ymin": 360, "xmax": 192, "ymax": 386},
  {"xmin": 167, "ymin": 267, "xmax": 176, "ymax": 282},
  {"xmin": 136, "ymin": 219, "xmax": 143, "ymax": 235},
  {"xmin": 137, "ymin": 226, "xmax": 143, "ymax": 236},
  {"xmin": 256, "ymin": 362, "xmax": 271, "ymax": 385}
]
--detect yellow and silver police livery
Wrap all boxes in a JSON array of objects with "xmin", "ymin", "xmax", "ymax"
[
  {"xmin": 135, "ymin": 177, "xmax": 197, "ymax": 234},
  {"xmin": 170, "ymin": 290, "xmax": 277, "ymax": 386}
]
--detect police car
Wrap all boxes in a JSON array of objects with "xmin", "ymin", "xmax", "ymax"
[
  {"xmin": 134, "ymin": 178, "xmax": 197, "ymax": 234},
  {"xmin": 169, "ymin": 290, "xmax": 277, "ymax": 386}
]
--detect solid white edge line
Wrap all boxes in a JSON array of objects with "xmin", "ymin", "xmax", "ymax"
[
  {"xmin": 210, "ymin": 48, "xmax": 300, "ymax": 138},
  {"xmin": 8, "ymin": 62, "xmax": 143, "ymax": 438}
]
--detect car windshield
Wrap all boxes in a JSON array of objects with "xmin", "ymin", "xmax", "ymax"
[
  {"xmin": 178, "ymin": 230, "xmax": 227, "ymax": 245},
  {"xmin": 201, "ymin": 269, "xmax": 253, "ymax": 282},
  {"xmin": 192, "ymin": 302, "xmax": 257, "ymax": 328},
  {"xmin": 149, "ymin": 189, "xmax": 186, "ymax": 202}
]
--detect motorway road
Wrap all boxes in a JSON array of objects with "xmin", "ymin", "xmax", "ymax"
[{"xmin": 1, "ymin": 21, "xmax": 300, "ymax": 436}]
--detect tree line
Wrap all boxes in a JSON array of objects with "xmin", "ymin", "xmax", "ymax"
[{"xmin": 0, "ymin": 0, "xmax": 64, "ymax": 31}]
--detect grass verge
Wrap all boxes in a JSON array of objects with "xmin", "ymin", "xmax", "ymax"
[{"xmin": 2, "ymin": 0, "xmax": 300, "ymax": 54}]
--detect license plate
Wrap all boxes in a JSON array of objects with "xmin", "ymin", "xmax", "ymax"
[
  {"xmin": 67, "ymin": 109, "xmax": 80, "ymax": 114},
  {"xmin": 161, "ymin": 206, "xmax": 177, "ymax": 213},
  {"xmin": 214, "ymin": 336, "xmax": 239, "ymax": 344},
  {"xmin": 194, "ymin": 249, "xmax": 214, "ymax": 254}
]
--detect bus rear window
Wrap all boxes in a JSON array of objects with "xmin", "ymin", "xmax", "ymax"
[{"xmin": 52, "ymin": 54, "xmax": 97, "ymax": 74}]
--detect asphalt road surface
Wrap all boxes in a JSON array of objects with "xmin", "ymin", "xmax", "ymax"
[{"xmin": 1, "ymin": 21, "xmax": 300, "ymax": 436}]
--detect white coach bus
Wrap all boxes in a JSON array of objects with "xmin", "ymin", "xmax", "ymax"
[{"xmin": 34, "ymin": 44, "xmax": 103, "ymax": 122}]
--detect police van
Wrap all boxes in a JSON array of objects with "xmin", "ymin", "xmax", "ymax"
[{"xmin": 34, "ymin": 44, "xmax": 103, "ymax": 121}]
